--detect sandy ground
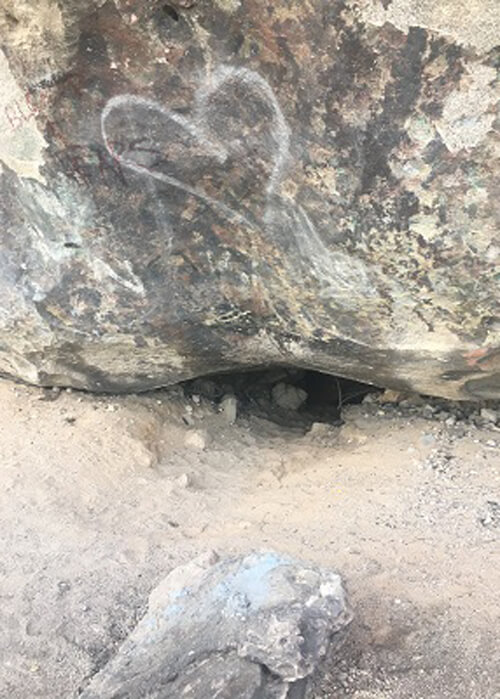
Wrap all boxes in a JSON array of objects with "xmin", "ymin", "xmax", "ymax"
[{"xmin": 0, "ymin": 376, "xmax": 498, "ymax": 698}]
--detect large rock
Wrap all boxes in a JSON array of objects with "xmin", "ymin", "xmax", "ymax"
[
  {"xmin": 0, "ymin": 0, "xmax": 498, "ymax": 399},
  {"xmin": 80, "ymin": 551, "xmax": 351, "ymax": 698}
]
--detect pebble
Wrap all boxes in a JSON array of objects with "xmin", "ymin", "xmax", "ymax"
[
  {"xmin": 220, "ymin": 394, "xmax": 238, "ymax": 424},
  {"xmin": 175, "ymin": 473, "xmax": 191, "ymax": 489},
  {"xmin": 420, "ymin": 433, "xmax": 436, "ymax": 446},
  {"xmin": 182, "ymin": 413, "xmax": 195, "ymax": 427},
  {"xmin": 308, "ymin": 422, "xmax": 331, "ymax": 436},
  {"xmin": 377, "ymin": 389, "xmax": 405, "ymax": 404},
  {"xmin": 57, "ymin": 580, "xmax": 71, "ymax": 595},
  {"xmin": 480, "ymin": 408, "xmax": 497, "ymax": 424},
  {"xmin": 184, "ymin": 430, "xmax": 208, "ymax": 450},
  {"xmin": 272, "ymin": 382, "xmax": 308, "ymax": 411}
]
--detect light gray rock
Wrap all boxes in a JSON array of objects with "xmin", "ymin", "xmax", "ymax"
[
  {"xmin": 272, "ymin": 383, "xmax": 308, "ymax": 411},
  {"xmin": 220, "ymin": 394, "xmax": 238, "ymax": 424},
  {"xmin": 480, "ymin": 408, "xmax": 498, "ymax": 424},
  {"xmin": 80, "ymin": 551, "xmax": 351, "ymax": 699},
  {"xmin": 184, "ymin": 429, "xmax": 209, "ymax": 450}
]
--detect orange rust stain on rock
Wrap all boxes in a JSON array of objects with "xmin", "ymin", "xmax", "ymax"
[{"xmin": 464, "ymin": 347, "xmax": 496, "ymax": 369}]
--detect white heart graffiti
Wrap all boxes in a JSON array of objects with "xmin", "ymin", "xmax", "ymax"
[
  {"xmin": 101, "ymin": 65, "xmax": 374, "ymax": 305},
  {"xmin": 101, "ymin": 66, "xmax": 290, "ymax": 229}
]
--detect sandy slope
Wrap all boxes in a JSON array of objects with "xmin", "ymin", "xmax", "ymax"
[{"xmin": 0, "ymin": 378, "xmax": 498, "ymax": 698}]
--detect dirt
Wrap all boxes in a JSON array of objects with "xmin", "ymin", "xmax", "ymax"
[{"xmin": 0, "ymin": 375, "xmax": 498, "ymax": 698}]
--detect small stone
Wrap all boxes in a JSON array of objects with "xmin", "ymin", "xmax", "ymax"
[
  {"xmin": 480, "ymin": 408, "xmax": 497, "ymax": 424},
  {"xmin": 175, "ymin": 473, "xmax": 191, "ymax": 489},
  {"xmin": 376, "ymin": 389, "xmax": 404, "ymax": 404},
  {"xmin": 182, "ymin": 413, "xmax": 195, "ymax": 427},
  {"xmin": 420, "ymin": 433, "xmax": 436, "ymax": 447},
  {"xmin": 308, "ymin": 422, "xmax": 330, "ymax": 436},
  {"xmin": 220, "ymin": 394, "xmax": 238, "ymax": 424},
  {"xmin": 478, "ymin": 501, "xmax": 500, "ymax": 528},
  {"xmin": 422, "ymin": 404, "xmax": 436, "ymax": 418},
  {"xmin": 184, "ymin": 430, "xmax": 208, "ymax": 450},
  {"xmin": 399, "ymin": 394, "xmax": 425, "ymax": 408},
  {"xmin": 445, "ymin": 415, "xmax": 457, "ymax": 427},
  {"xmin": 57, "ymin": 580, "xmax": 71, "ymax": 595},
  {"xmin": 272, "ymin": 382, "xmax": 308, "ymax": 411}
]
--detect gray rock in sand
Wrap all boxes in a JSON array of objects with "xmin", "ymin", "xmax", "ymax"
[
  {"xmin": 272, "ymin": 382, "xmax": 309, "ymax": 411},
  {"xmin": 80, "ymin": 551, "xmax": 351, "ymax": 699}
]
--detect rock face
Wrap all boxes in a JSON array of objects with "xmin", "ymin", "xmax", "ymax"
[
  {"xmin": 0, "ymin": 0, "xmax": 498, "ymax": 398},
  {"xmin": 80, "ymin": 551, "xmax": 351, "ymax": 698}
]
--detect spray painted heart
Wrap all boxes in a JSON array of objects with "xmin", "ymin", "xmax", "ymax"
[
  {"xmin": 101, "ymin": 66, "xmax": 291, "ymax": 227},
  {"xmin": 101, "ymin": 65, "xmax": 373, "ymax": 306}
]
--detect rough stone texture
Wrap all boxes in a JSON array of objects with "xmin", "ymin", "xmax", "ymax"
[
  {"xmin": 80, "ymin": 551, "xmax": 351, "ymax": 698},
  {"xmin": 0, "ymin": 0, "xmax": 498, "ymax": 399},
  {"xmin": 272, "ymin": 382, "xmax": 308, "ymax": 411}
]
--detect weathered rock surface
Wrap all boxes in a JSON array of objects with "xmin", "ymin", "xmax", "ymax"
[
  {"xmin": 0, "ymin": 0, "xmax": 498, "ymax": 398},
  {"xmin": 80, "ymin": 551, "xmax": 351, "ymax": 698}
]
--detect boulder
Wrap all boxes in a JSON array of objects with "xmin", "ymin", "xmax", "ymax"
[
  {"xmin": 80, "ymin": 551, "xmax": 351, "ymax": 698},
  {"xmin": 0, "ymin": 0, "xmax": 498, "ymax": 398}
]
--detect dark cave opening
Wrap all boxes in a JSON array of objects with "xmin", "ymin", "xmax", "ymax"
[{"xmin": 182, "ymin": 368, "xmax": 381, "ymax": 427}]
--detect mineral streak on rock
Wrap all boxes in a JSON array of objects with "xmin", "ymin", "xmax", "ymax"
[
  {"xmin": 0, "ymin": 0, "xmax": 498, "ymax": 398},
  {"xmin": 80, "ymin": 551, "xmax": 351, "ymax": 698}
]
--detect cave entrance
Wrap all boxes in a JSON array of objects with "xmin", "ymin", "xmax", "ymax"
[{"xmin": 183, "ymin": 368, "xmax": 380, "ymax": 428}]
